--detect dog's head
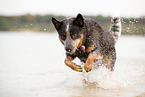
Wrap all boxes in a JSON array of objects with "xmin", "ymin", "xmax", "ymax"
[{"xmin": 52, "ymin": 14, "xmax": 84, "ymax": 54}]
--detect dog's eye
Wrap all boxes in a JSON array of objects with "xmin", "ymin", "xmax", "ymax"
[
  {"xmin": 70, "ymin": 32, "xmax": 73, "ymax": 35},
  {"xmin": 62, "ymin": 33, "xmax": 66, "ymax": 40},
  {"xmin": 71, "ymin": 32, "xmax": 77, "ymax": 38}
]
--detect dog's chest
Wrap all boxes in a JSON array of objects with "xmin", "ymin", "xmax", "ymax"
[{"xmin": 75, "ymin": 49, "xmax": 89, "ymax": 63}]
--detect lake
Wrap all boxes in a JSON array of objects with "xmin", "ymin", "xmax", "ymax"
[{"xmin": 0, "ymin": 32, "xmax": 145, "ymax": 97}]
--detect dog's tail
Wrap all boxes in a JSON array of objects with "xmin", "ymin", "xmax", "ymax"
[{"xmin": 109, "ymin": 13, "xmax": 121, "ymax": 43}]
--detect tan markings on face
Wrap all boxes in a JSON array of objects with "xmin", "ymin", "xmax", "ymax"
[
  {"xmin": 78, "ymin": 33, "xmax": 84, "ymax": 48},
  {"xmin": 70, "ymin": 33, "xmax": 84, "ymax": 53},
  {"xmin": 70, "ymin": 38, "xmax": 81, "ymax": 53},
  {"xmin": 59, "ymin": 36, "xmax": 64, "ymax": 44},
  {"xmin": 74, "ymin": 38, "xmax": 81, "ymax": 47}
]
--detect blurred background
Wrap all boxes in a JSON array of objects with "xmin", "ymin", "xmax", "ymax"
[
  {"xmin": 0, "ymin": 0, "xmax": 145, "ymax": 97},
  {"xmin": 0, "ymin": 0, "xmax": 145, "ymax": 35}
]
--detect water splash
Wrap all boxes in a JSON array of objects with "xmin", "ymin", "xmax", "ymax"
[
  {"xmin": 121, "ymin": 17, "xmax": 145, "ymax": 35},
  {"xmin": 83, "ymin": 61, "xmax": 145, "ymax": 89}
]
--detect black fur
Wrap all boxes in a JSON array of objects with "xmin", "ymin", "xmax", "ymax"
[{"xmin": 52, "ymin": 13, "xmax": 120, "ymax": 71}]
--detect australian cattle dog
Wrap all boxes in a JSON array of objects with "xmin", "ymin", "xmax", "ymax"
[{"xmin": 52, "ymin": 13, "xmax": 121, "ymax": 72}]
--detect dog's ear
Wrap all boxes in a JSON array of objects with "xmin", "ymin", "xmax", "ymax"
[
  {"xmin": 73, "ymin": 13, "xmax": 84, "ymax": 27},
  {"xmin": 52, "ymin": 17, "xmax": 63, "ymax": 30}
]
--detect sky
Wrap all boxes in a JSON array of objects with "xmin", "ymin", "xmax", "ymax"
[{"xmin": 0, "ymin": 0, "xmax": 145, "ymax": 17}]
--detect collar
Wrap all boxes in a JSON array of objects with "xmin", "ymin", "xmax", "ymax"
[{"xmin": 77, "ymin": 45, "xmax": 98, "ymax": 53}]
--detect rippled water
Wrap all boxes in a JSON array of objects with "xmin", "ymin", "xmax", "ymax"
[{"xmin": 0, "ymin": 32, "xmax": 145, "ymax": 97}]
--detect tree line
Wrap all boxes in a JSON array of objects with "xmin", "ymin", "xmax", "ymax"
[{"xmin": 0, "ymin": 14, "xmax": 145, "ymax": 35}]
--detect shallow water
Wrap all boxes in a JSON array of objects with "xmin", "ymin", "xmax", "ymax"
[{"xmin": 0, "ymin": 32, "xmax": 145, "ymax": 97}]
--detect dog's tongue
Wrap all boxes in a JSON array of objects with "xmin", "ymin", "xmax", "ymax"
[{"xmin": 80, "ymin": 45, "xmax": 85, "ymax": 51}]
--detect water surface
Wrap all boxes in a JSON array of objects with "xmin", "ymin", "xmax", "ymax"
[{"xmin": 0, "ymin": 32, "xmax": 145, "ymax": 97}]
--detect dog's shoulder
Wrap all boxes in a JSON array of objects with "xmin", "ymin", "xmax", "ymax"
[
  {"xmin": 83, "ymin": 17, "xmax": 115, "ymax": 52},
  {"xmin": 83, "ymin": 18, "xmax": 105, "ymax": 34}
]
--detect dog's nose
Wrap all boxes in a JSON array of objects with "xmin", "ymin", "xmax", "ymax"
[{"xmin": 66, "ymin": 47, "xmax": 72, "ymax": 52}]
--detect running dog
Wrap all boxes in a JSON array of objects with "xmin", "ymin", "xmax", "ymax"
[{"xmin": 52, "ymin": 13, "xmax": 121, "ymax": 72}]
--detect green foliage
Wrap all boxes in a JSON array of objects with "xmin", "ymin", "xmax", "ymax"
[
  {"xmin": 0, "ymin": 16, "xmax": 9, "ymax": 31},
  {"xmin": 0, "ymin": 14, "xmax": 144, "ymax": 35},
  {"xmin": 121, "ymin": 17, "xmax": 145, "ymax": 35}
]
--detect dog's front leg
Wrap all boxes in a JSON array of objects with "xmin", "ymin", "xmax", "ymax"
[
  {"xmin": 65, "ymin": 55, "xmax": 82, "ymax": 72},
  {"xmin": 84, "ymin": 53, "xmax": 95, "ymax": 72}
]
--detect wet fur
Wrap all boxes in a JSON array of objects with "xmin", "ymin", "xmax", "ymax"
[{"xmin": 52, "ymin": 14, "xmax": 120, "ymax": 72}]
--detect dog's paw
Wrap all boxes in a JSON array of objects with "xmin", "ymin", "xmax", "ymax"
[
  {"xmin": 84, "ymin": 64, "xmax": 92, "ymax": 72},
  {"xmin": 72, "ymin": 64, "xmax": 83, "ymax": 72}
]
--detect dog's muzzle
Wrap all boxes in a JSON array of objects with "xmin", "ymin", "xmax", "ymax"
[{"xmin": 66, "ymin": 47, "xmax": 72, "ymax": 52}]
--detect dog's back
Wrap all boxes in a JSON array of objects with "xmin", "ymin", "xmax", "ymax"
[{"xmin": 82, "ymin": 15, "xmax": 121, "ymax": 71}]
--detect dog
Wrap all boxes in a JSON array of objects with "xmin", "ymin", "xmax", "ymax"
[{"xmin": 52, "ymin": 13, "xmax": 121, "ymax": 72}]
